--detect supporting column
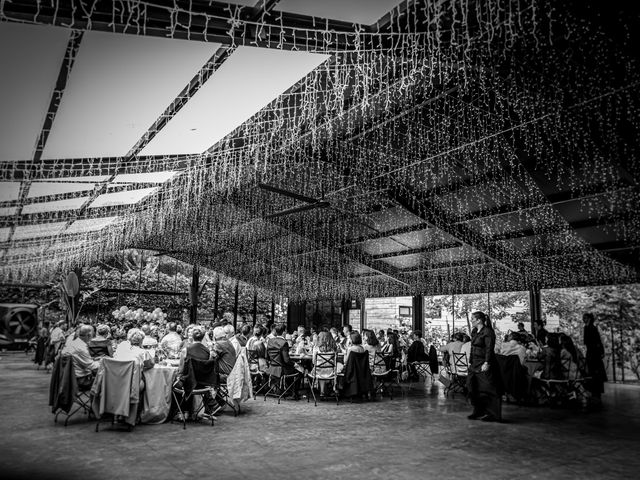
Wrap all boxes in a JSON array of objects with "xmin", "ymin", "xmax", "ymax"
[
  {"xmin": 213, "ymin": 277, "xmax": 220, "ymax": 319},
  {"xmin": 412, "ymin": 295, "xmax": 424, "ymax": 332},
  {"xmin": 233, "ymin": 280, "xmax": 239, "ymax": 330},
  {"xmin": 271, "ymin": 296, "xmax": 275, "ymax": 325},
  {"xmin": 342, "ymin": 297, "xmax": 350, "ymax": 327},
  {"xmin": 189, "ymin": 264, "xmax": 199, "ymax": 324},
  {"xmin": 359, "ymin": 298, "xmax": 366, "ymax": 332},
  {"xmin": 529, "ymin": 283, "xmax": 542, "ymax": 333},
  {"xmin": 252, "ymin": 290, "xmax": 258, "ymax": 326}
]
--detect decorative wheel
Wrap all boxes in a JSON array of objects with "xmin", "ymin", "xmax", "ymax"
[{"xmin": 5, "ymin": 308, "xmax": 37, "ymax": 338}]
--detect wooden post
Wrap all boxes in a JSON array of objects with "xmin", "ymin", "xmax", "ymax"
[{"xmin": 359, "ymin": 298, "xmax": 366, "ymax": 332}]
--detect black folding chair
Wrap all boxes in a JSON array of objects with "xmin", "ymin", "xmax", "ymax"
[
  {"xmin": 265, "ymin": 347, "xmax": 302, "ymax": 404},
  {"xmin": 171, "ymin": 357, "xmax": 218, "ymax": 429},
  {"xmin": 372, "ymin": 351, "xmax": 396, "ymax": 399},
  {"xmin": 50, "ymin": 354, "xmax": 92, "ymax": 426}
]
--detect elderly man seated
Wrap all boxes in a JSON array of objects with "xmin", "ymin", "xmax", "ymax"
[
  {"xmin": 159, "ymin": 322, "xmax": 183, "ymax": 360},
  {"xmin": 211, "ymin": 326, "xmax": 237, "ymax": 409},
  {"xmin": 61, "ymin": 324, "xmax": 101, "ymax": 390},
  {"xmin": 113, "ymin": 328, "xmax": 155, "ymax": 370}
]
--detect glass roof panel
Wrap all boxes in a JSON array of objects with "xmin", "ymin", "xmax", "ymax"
[
  {"xmin": 0, "ymin": 207, "xmax": 18, "ymax": 217},
  {"xmin": 27, "ymin": 182, "xmax": 95, "ymax": 198},
  {"xmin": 0, "ymin": 23, "xmax": 70, "ymax": 160},
  {"xmin": 42, "ymin": 32, "xmax": 221, "ymax": 159},
  {"xmin": 112, "ymin": 171, "xmax": 178, "ymax": 183},
  {"xmin": 89, "ymin": 187, "xmax": 158, "ymax": 208},
  {"xmin": 13, "ymin": 222, "xmax": 67, "ymax": 240},
  {"xmin": 140, "ymin": 46, "xmax": 330, "ymax": 155},
  {"xmin": 0, "ymin": 182, "xmax": 21, "ymax": 202},
  {"xmin": 22, "ymin": 196, "xmax": 89, "ymax": 214},
  {"xmin": 66, "ymin": 216, "xmax": 118, "ymax": 234}
]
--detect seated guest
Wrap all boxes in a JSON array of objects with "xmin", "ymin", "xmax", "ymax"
[
  {"xmin": 440, "ymin": 332, "xmax": 464, "ymax": 371},
  {"xmin": 247, "ymin": 326, "xmax": 268, "ymax": 372},
  {"xmin": 381, "ymin": 332, "xmax": 401, "ymax": 364},
  {"xmin": 113, "ymin": 328, "xmax": 154, "ymax": 370},
  {"xmin": 232, "ymin": 324, "xmax": 251, "ymax": 355},
  {"xmin": 88, "ymin": 324, "xmax": 113, "ymax": 359},
  {"xmin": 159, "ymin": 322, "xmax": 183, "ymax": 360},
  {"xmin": 329, "ymin": 328, "xmax": 342, "ymax": 351},
  {"xmin": 176, "ymin": 326, "xmax": 218, "ymax": 418},
  {"xmin": 342, "ymin": 325, "xmax": 353, "ymax": 349},
  {"xmin": 344, "ymin": 332, "xmax": 365, "ymax": 366},
  {"xmin": 406, "ymin": 330, "xmax": 430, "ymax": 381},
  {"xmin": 363, "ymin": 330, "xmax": 381, "ymax": 371},
  {"xmin": 211, "ymin": 327, "xmax": 237, "ymax": 378},
  {"xmin": 540, "ymin": 333, "xmax": 562, "ymax": 379},
  {"xmin": 500, "ymin": 332, "xmax": 527, "ymax": 365},
  {"xmin": 61, "ymin": 325, "xmax": 101, "ymax": 390},
  {"xmin": 266, "ymin": 323, "xmax": 300, "ymax": 396},
  {"xmin": 456, "ymin": 330, "xmax": 474, "ymax": 376},
  {"xmin": 534, "ymin": 319, "xmax": 549, "ymax": 347},
  {"xmin": 312, "ymin": 331, "xmax": 340, "ymax": 395}
]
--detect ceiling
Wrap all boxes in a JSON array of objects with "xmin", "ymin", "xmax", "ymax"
[{"xmin": 0, "ymin": 0, "xmax": 639, "ymax": 300}]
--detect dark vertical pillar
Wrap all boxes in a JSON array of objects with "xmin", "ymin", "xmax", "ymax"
[
  {"xmin": 213, "ymin": 278, "xmax": 220, "ymax": 319},
  {"xmin": 342, "ymin": 297, "xmax": 350, "ymax": 327},
  {"xmin": 359, "ymin": 298, "xmax": 366, "ymax": 332},
  {"xmin": 189, "ymin": 264, "xmax": 199, "ymax": 324},
  {"xmin": 271, "ymin": 296, "xmax": 275, "ymax": 324},
  {"xmin": 252, "ymin": 290, "xmax": 258, "ymax": 326},
  {"xmin": 331, "ymin": 301, "xmax": 336, "ymax": 328},
  {"xmin": 412, "ymin": 295, "xmax": 423, "ymax": 332},
  {"xmin": 610, "ymin": 324, "xmax": 617, "ymax": 383},
  {"xmin": 233, "ymin": 280, "xmax": 239, "ymax": 330},
  {"xmin": 529, "ymin": 284, "xmax": 542, "ymax": 333}
]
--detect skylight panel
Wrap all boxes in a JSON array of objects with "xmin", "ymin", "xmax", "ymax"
[
  {"xmin": 13, "ymin": 222, "xmax": 67, "ymax": 241},
  {"xmin": 42, "ymin": 32, "xmax": 221, "ymax": 159},
  {"xmin": 0, "ymin": 23, "xmax": 70, "ymax": 161},
  {"xmin": 32, "ymin": 175, "xmax": 111, "ymax": 183},
  {"xmin": 0, "ymin": 207, "xmax": 18, "ymax": 217},
  {"xmin": 0, "ymin": 227, "xmax": 11, "ymax": 243},
  {"xmin": 0, "ymin": 182, "xmax": 21, "ymax": 202},
  {"xmin": 274, "ymin": 0, "xmax": 404, "ymax": 25},
  {"xmin": 89, "ymin": 187, "xmax": 158, "ymax": 208},
  {"xmin": 66, "ymin": 217, "xmax": 118, "ymax": 234},
  {"xmin": 112, "ymin": 171, "xmax": 178, "ymax": 183},
  {"xmin": 22, "ymin": 197, "xmax": 89, "ymax": 214},
  {"xmin": 140, "ymin": 46, "xmax": 330, "ymax": 155},
  {"xmin": 27, "ymin": 182, "xmax": 95, "ymax": 198}
]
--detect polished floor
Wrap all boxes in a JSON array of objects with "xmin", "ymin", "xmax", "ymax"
[{"xmin": 1, "ymin": 351, "xmax": 639, "ymax": 480}]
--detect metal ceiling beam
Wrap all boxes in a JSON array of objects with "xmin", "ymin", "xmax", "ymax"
[
  {"xmin": 458, "ymin": 183, "xmax": 636, "ymax": 224},
  {"xmin": 369, "ymin": 241, "xmax": 463, "ymax": 260},
  {"xmin": 0, "ymin": 156, "xmax": 192, "ymax": 181},
  {"xmin": 0, "ymin": 0, "xmax": 369, "ymax": 51},
  {"xmin": 390, "ymin": 184, "xmax": 523, "ymax": 276}
]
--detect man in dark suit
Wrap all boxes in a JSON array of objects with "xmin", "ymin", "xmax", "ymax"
[{"xmin": 266, "ymin": 324, "xmax": 300, "ymax": 396}]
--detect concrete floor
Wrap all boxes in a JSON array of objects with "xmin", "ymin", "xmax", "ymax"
[{"xmin": 1, "ymin": 352, "xmax": 639, "ymax": 480}]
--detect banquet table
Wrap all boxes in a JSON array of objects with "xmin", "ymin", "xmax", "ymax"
[{"xmin": 140, "ymin": 365, "xmax": 178, "ymax": 424}]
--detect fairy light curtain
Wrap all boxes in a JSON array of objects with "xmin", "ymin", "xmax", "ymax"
[{"xmin": 0, "ymin": 0, "xmax": 638, "ymax": 302}]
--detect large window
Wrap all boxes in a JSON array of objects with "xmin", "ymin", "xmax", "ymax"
[{"xmin": 541, "ymin": 284, "xmax": 640, "ymax": 384}]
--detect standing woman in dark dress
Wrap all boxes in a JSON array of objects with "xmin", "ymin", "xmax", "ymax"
[
  {"xmin": 583, "ymin": 313, "xmax": 607, "ymax": 407},
  {"xmin": 467, "ymin": 311, "xmax": 502, "ymax": 422}
]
